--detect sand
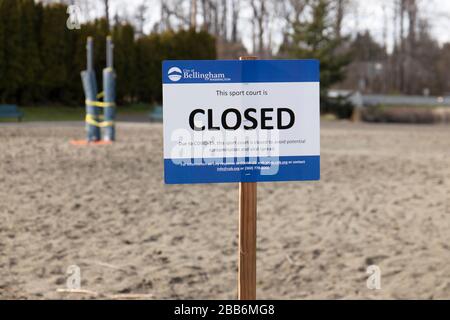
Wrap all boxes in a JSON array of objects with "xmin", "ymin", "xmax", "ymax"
[{"xmin": 0, "ymin": 121, "xmax": 449, "ymax": 299}]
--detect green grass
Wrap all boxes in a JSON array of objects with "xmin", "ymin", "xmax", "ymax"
[
  {"xmin": 119, "ymin": 103, "xmax": 156, "ymax": 114},
  {"xmin": 23, "ymin": 106, "xmax": 85, "ymax": 121},
  {"xmin": 0, "ymin": 104, "xmax": 155, "ymax": 122}
]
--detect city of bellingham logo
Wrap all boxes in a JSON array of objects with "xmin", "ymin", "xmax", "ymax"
[
  {"xmin": 168, "ymin": 67, "xmax": 182, "ymax": 82},
  {"xmin": 167, "ymin": 66, "xmax": 230, "ymax": 82}
]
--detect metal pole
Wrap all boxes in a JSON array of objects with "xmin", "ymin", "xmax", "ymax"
[
  {"xmin": 87, "ymin": 37, "xmax": 94, "ymax": 72},
  {"xmin": 83, "ymin": 37, "xmax": 100, "ymax": 141},
  {"xmin": 106, "ymin": 36, "xmax": 113, "ymax": 69},
  {"xmin": 103, "ymin": 36, "xmax": 116, "ymax": 141}
]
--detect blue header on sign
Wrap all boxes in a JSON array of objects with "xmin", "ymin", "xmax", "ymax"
[{"xmin": 162, "ymin": 60, "xmax": 319, "ymax": 84}]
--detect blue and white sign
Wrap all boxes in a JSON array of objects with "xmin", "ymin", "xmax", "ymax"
[{"xmin": 163, "ymin": 60, "xmax": 320, "ymax": 184}]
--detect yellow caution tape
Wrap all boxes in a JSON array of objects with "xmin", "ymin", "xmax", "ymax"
[
  {"xmin": 85, "ymin": 100, "xmax": 115, "ymax": 108},
  {"xmin": 85, "ymin": 114, "xmax": 114, "ymax": 128},
  {"xmin": 96, "ymin": 91, "xmax": 105, "ymax": 99}
]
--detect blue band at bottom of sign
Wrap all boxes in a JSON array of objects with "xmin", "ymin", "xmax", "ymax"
[{"xmin": 164, "ymin": 156, "xmax": 320, "ymax": 184}]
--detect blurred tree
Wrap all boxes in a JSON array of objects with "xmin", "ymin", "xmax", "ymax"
[
  {"xmin": 134, "ymin": 0, "xmax": 148, "ymax": 37},
  {"xmin": 436, "ymin": 43, "xmax": 450, "ymax": 95},
  {"xmin": 190, "ymin": 0, "xmax": 198, "ymax": 29},
  {"xmin": 332, "ymin": 0, "xmax": 349, "ymax": 39},
  {"xmin": 351, "ymin": 31, "xmax": 386, "ymax": 62},
  {"xmin": 103, "ymin": 0, "xmax": 110, "ymax": 32},
  {"xmin": 17, "ymin": 0, "xmax": 42, "ymax": 104},
  {"xmin": 0, "ymin": 0, "xmax": 23, "ymax": 103},
  {"xmin": 230, "ymin": 0, "xmax": 240, "ymax": 42},
  {"xmin": 135, "ymin": 34, "xmax": 162, "ymax": 103},
  {"xmin": 249, "ymin": 0, "xmax": 267, "ymax": 55},
  {"xmin": 134, "ymin": 29, "xmax": 216, "ymax": 104},
  {"xmin": 338, "ymin": 31, "xmax": 387, "ymax": 94},
  {"xmin": 38, "ymin": 3, "xmax": 76, "ymax": 103},
  {"xmin": 280, "ymin": 0, "xmax": 350, "ymax": 106},
  {"xmin": 113, "ymin": 22, "xmax": 136, "ymax": 104}
]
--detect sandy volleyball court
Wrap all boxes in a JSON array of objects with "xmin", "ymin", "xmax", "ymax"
[{"xmin": 0, "ymin": 121, "xmax": 449, "ymax": 299}]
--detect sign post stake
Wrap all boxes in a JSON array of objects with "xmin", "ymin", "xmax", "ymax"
[
  {"xmin": 163, "ymin": 58, "xmax": 320, "ymax": 298},
  {"xmin": 238, "ymin": 55, "xmax": 258, "ymax": 300}
]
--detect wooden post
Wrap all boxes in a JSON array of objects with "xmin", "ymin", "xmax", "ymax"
[
  {"xmin": 351, "ymin": 107, "xmax": 361, "ymax": 122},
  {"xmin": 238, "ymin": 56, "xmax": 258, "ymax": 300}
]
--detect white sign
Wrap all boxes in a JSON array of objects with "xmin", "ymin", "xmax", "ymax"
[{"xmin": 163, "ymin": 60, "xmax": 320, "ymax": 184}]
